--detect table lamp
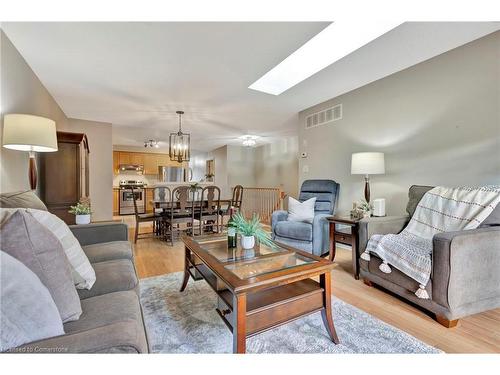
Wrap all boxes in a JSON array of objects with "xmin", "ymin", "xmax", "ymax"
[
  {"xmin": 2, "ymin": 114, "xmax": 58, "ymax": 190},
  {"xmin": 351, "ymin": 152, "xmax": 385, "ymax": 203}
]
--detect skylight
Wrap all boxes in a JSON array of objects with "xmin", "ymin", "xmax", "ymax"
[{"xmin": 248, "ymin": 21, "xmax": 401, "ymax": 95}]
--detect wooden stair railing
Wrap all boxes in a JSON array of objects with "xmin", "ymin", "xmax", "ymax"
[{"xmin": 240, "ymin": 187, "xmax": 283, "ymax": 224}]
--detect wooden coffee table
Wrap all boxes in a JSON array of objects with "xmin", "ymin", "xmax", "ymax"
[{"xmin": 180, "ymin": 234, "xmax": 340, "ymax": 353}]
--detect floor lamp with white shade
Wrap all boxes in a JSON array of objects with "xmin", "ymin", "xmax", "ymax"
[
  {"xmin": 351, "ymin": 152, "xmax": 385, "ymax": 203},
  {"xmin": 2, "ymin": 114, "xmax": 58, "ymax": 190}
]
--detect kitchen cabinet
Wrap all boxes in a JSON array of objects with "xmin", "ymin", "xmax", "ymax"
[
  {"xmin": 156, "ymin": 154, "xmax": 170, "ymax": 168},
  {"xmin": 40, "ymin": 131, "xmax": 90, "ymax": 224},
  {"xmin": 145, "ymin": 188, "xmax": 154, "ymax": 213},
  {"xmin": 130, "ymin": 153, "xmax": 144, "ymax": 166},
  {"xmin": 113, "ymin": 151, "xmax": 120, "ymax": 175},
  {"xmin": 113, "ymin": 189, "xmax": 119, "ymax": 215},
  {"xmin": 144, "ymin": 153, "xmax": 158, "ymax": 175},
  {"xmin": 119, "ymin": 152, "xmax": 131, "ymax": 165}
]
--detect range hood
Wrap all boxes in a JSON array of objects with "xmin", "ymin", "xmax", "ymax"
[{"xmin": 119, "ymin": 164, "xmax": 144, "ymax": 173}]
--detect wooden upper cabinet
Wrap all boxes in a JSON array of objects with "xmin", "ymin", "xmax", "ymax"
[
  {"xmin": 113, "ymin": 151, "xmax": 120, "ymax": 175},
  {"xmin": 130, "ymin": 153, "xmax": 144, "ymax": 166},
  {"xmin": 119, "ymin": 152, "xmax": 131, "ymax": 165},
  {"xmin": 144, "ymin": 153, "xmax": 158, "ymax": 175},
  {"xmin": 157, "ymin": 154, "xmax": 170, "ymax": 168}
]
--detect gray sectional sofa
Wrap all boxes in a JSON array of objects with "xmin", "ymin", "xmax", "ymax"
[{"xmin": 12, "ymin": 222, "xmax": 149, "ymax": 353}]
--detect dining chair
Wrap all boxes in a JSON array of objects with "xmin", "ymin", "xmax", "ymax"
[
  {"xmin": 153, "ymin": 186, "xmax": 171, "ymax": 237},
  {"xmin": 131, "ymin": 186, "xmax": 163, "ymax": 243},
  {"xmin": 196, "ymin": 185, "xmax": 221, "ymax": 235},
  {"xmin": 163, "ymin": 185, "xmax": 196, "ymax": 246},
  {"xmin": 220, "ymin": 184, "xmax": 244, "ymax": 226}
]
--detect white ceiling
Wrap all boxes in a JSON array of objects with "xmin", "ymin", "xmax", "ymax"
[{"xmin": 2, "ymin": 22, "xmax": 499, "ymax": 151}]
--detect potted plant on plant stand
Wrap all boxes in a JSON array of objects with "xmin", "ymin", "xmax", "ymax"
[
  {"xmin": 69, "ymin": 201, "xmax": 92, "ymax": 225},
  {"xmin": 231, "ymin": 212, "xmax": 275, "ymax": 250}
]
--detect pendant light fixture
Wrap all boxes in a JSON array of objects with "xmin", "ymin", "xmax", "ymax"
[{"xmin": 169, "ymin": 110, "xmax": 191, "ymax": 163}]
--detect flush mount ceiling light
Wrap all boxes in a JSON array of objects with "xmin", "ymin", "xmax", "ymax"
[
  {"xmin": 144, "ymin": 139, "xmax": 160, "ymax": 148},
  {"xmin": 169, "ymin": 111, "xmax": 191, "ymax": 162},
  {"xmin": 249, "ymin": 20, "xmax": 400, "ymax": 95},
  {"xmin": 239, "ymin": 135, "xmax": 259, "ymax": 147}
]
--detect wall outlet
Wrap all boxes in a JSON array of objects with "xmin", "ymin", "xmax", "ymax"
[{"xmin": 300, "ymin": 152, "xmax": 307, "ymax": 158}]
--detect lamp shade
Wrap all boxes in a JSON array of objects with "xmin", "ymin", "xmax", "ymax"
[
  {"xmin": 2, "ymin": 114, "xmax": 58, "ymax": 152},
  {"xmin": 351, "ymin": 152, "xmax": 385, "ymax": 175}
]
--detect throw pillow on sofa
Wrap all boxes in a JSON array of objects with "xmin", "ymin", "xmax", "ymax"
[
  {"xmin": 0, "ymin": 190, "xmax": 48, "ymax": 211},
  {"xmin": 0, "ymin": 251, "xmax": 64, "ymax": 352},
  {"xmin": 0, "ymin": 210, "xmax": 82, "ymax": 323},
  {"xmin": 0, "ymin": 208, "xmax": 96, "ymax": 290},
  {"xmin": 287, "ymin": 197, "xmax": 316, "ymax": 224}
]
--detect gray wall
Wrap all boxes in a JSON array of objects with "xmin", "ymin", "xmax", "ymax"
[
  {"xmin": 254, "ymin": 136, "xmax": 299, "ymax": 201},
  {"xmin": 1, "ymin": 30, "xmax": 113, "ymax": 220},
  {"xmin": 0, "ymin": 30, "xmax": 69, "ymax": 192},
  {"xmin": 298, "ymin": 31, "xmax": 500, "ymax": 216}
]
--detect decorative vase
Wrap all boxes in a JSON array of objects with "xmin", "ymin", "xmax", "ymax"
[
  {"xmin": 75, "ymin": 214, "xmax": 91, "ymax": 225},
  {"xmin": 363, "ymin": 211, "xmax": 371, "ymax": 218},
  {"xmin": 241, "ymin": 235, "xmax": 255, "ymax": 249}
]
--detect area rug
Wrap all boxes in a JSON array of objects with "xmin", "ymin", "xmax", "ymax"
[{"xmin": 140, "ymin": 272, "xmax": 442, "ymax": 354}]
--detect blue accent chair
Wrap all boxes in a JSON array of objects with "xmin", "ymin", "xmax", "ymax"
[{"xmin": 271, "ymin": 180, "xmax": 340, "ymax": 256}]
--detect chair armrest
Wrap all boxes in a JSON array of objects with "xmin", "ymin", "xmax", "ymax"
[
  {"xmin": 432, "ymin": 226, "xmax": 500, "ymax": 315},
  {"xmin": 312, "ymin": 214, "xmax": 331, "ymax": 256},
  {"xmin": 271, "ymin": 210, "xmax": 288, "ymax": 239},
  {"xmin": 69, "ymin": 222, "xmax": 129, "ymax": 246},
  {"xmin": 358, "ymin": 215, "xmax": 409, "ymax": 255}
]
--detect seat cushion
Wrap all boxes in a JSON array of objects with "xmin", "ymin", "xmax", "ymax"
[
  {"xmin": 82, "ymin": 241, "xmax": 133, "ymax": 263},
  {"xmin": 18, "ymin": 291, "xmax": 148, "ymax": 353},
  {"xmin": 77, "ymin": 259, "xmax": 138, "ymax": 300},
  {"xmin": 274, "ymin": 220, "xmax": 313, "ymax": 242}
]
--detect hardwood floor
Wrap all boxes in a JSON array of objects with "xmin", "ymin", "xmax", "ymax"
[{"xmin": 129, "ymin": 225, "xmax": 500, "ymax": 353}]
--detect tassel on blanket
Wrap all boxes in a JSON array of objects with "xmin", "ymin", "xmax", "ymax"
[
  {"xmin": 415, "ymin": 285, "xmax": 430, "ymax": 299},
  {"xmin": 360, "ymin": 251, "xmax": 371, "ymax": 261},
  {"xmin": 379, "ymin": 261, "xmax": 392, "ymax": 274}
]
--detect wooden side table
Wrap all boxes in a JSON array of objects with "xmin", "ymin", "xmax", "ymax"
[{"xmin": 326, "ymin": 216, "xmax": 361, "ymax": 280}]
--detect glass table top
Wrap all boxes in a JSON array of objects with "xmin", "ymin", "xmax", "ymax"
[{"xmin": 191, "ymin": 233, "xmax": 318, "ymax": 280}]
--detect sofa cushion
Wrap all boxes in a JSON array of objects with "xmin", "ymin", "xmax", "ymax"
[
  {"xmin": 406, "ymin": 185, "xmax": 434, "ymax": 217},
  {"xmin": 0, "ymin": 190, "xmax": 47, "ymax": 211},
  {"xmin": 1, "ymin": 251, "xmax": 64, "ymax": 352},
  {"xmin": 82, "ymin": 241, "xmax": 133, "ymax": 263},
  {"xmin": 17, "ymin": 291, "xmax": 148, "ymax": 353},
  {"xmin": 28, "ymin": 209, "xmax": 96, "ymax": 290},
  {"xmin": 274, "ymin": 220, "xmax": 313, "ymax": 242},
  {"xmin": 77, "ymin": 259, "xmax": 138, "ymax": 300},
  {"xmin": 0, "ymin": 210, "xmax": 82, "ymax": 323}
]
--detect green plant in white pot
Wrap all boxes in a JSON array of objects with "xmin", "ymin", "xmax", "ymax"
[
  {"xmin": 231, "ymin": 212, "xmax": 275, "ymax": 250},
  {"xmin": 69, "ymin": 202, "xmax": 92, "ymax": 225}
]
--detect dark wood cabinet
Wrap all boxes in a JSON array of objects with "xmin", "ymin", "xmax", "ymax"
[{"xmin": 40, "ymin": 131, "xmax": 90, "ymax": 224}]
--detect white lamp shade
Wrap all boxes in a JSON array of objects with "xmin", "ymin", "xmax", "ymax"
[
  {"xmin": 2, "ymin": 114, "xmax": 58, "ymax": 152},
  {"xmin": 351, "ymin": 152, "xmax": 385, "ymax": 175}
]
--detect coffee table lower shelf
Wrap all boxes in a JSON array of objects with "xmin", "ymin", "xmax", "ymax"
[{"xmin": 216, "ymin": 278, "xmax": 324, "ymax": 337}]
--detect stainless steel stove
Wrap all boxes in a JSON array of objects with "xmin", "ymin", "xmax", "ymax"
[{"xmin": 119, "ymin": 180, "xmax": 146, "ymax": 215}]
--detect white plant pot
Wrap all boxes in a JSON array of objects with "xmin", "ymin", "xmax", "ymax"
[
  {"xmin": 75, "ymin": 214, "xmax": 91, "ymax": 225},
  {"xmin": 241, "ymin": 235, "xmax": 255, "ymax": 250}
]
